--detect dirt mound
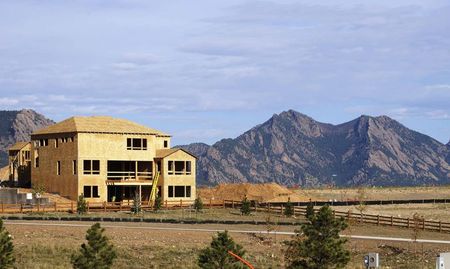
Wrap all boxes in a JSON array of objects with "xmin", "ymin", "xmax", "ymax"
[
  {"xmin": 0, "ymin": 166, "xmax": 9, "ymax": 180},
  {"xmin": 198, "ymin": 183, "xmax": 309, "ymax": 203}
]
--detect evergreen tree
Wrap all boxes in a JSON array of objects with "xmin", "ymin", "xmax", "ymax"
[
  {"xmin": 153, "ymin": 195, "xmax": 162, "ymax": 211},
  {"xmin": 0, "ymin": 219, "xmax": 15, "ymax": 268},
  {"xmin": 285, "ymin": 205, "xmax": 350, "ymax": 269},
  {"xmin": 77, "ymin": 194, "xmax": 87, "ymax": 215},
  {"xmin": 284, "ymin": 198, "xmax": 294, "ymax": 217},
  {"xmin": 198, "ymin": 231, "xmax": 246, "ymax": 269},
  {"xmin": 194, "ymin": 197, "xmax": 204, "ymax": 212},
  {"xmin": 131, "ymin": 192, "xmax": 142, "ymax": 214},
  {"xmin": 71, "ymin": 223, "xmax": 116, "ymax": 269},
  {"xmin": 305, "ymin": 201, "xmax": 315, "ymax": 221},
  {"xmin": 240, "ymin": 196, "xmax": 251, "ymax": 216}
]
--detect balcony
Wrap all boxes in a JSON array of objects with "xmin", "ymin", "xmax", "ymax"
[{"xmin": 106, "ymin": 160, "xmax": 153, "ymax": 185}]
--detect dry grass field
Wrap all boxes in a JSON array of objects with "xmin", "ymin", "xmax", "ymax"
[
  {"xmin": 296, "ymin": 186, "xmax": 450, "ymax": 201},
  {"xmin": 4, "ymin": 217, "xmax": 450, "ymax": 268}
]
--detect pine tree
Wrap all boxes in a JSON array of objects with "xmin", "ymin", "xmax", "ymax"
[
  {"xmin": 285, "ymin": 204, "xmax": 350, "ymax": 269},
  {"xmin": 131, "ymin": 192, "xmax": 142, "ymax": 214},
  {"xmin": 0, "ymin": 219, "xmax": 15, "ymax": 268},
  {"xmin": 77, "ymin": 194, "xmax": 87, "ymax": 215},
  {"xmin": 194, "ymin": 197, "xmax": 204, "ymax": 212},
  {"xmin": 240, "ymin": 196, "xmax": 251, "ymax": 216},
  {"xmin": 305, "ymin": 201, "xmax": 315, "ymax": 221},
  {"xmin": 153, "ymin": 195, "xmax": 162, "ymax": 211},
  {"xmin": 71, "ymin": 223, "xmax": 117, "ymax": 269},
  {"xmin": 284, "ymin": 198, "xmax": 294, "ymax": 217},
  {"xmin": 198, "ymin": 231, "xmax": 246, "ymax": 269}
]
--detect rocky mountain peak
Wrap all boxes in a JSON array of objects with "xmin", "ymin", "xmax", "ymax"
[
  {"xmin": 0, "ymin": 109, "xmax": 54, "ymax": 167},
  {"xmin": 180, "ymin": 109, "xmax": 450, "ymax": 187}
]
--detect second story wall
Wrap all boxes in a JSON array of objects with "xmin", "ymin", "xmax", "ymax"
[{"xmin": 31, "ymin": 133, "xmax": 78, "ymax": 199}]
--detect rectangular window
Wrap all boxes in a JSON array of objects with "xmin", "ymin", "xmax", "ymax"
[
  {"xmin": 164, "ymin": 140, "xmax": 168, "ymax": 148},
  {"xmin": 73, "ymin": 160, "xmax": 77, "ymax": 175},
  {"xmin": 55, "ymin": 139, "xmax": 59, "ymax": 148},
  {"xmin": 168, "ymin": 186, "xmax": 191, "ymax": 198},
  {"xmin": 83, "ymin": 186, "xmax": 91, "ymax": 198},
  {"xmin": 186, "ymin": 161, "xmax": 192, "ymax": 174},
  {"xmin": 35, "ymin": 157, "xmax": 39, "ymax": 168},
  {"xmin": 168, "ymin": 161, "xmax": 174, "ymax": 175},
  {"xmin": 39, "ymin": 139, "xmax": 48, "ymax": 147},
  {"xmin": 175, "ymin": 161, "xmax": 184, "ymax": 175},
  {"xmin": 174, "ymin": 186, "xmax": 185, "ymax": 198},
  {"xmin": 56, "ymin": 161, "xmax": 61, "ymax": 175},
  {"xmin": 186, "ymin": 186, "xmax": 191, "ymax": 198},
  {"xmin": 92, "ymin": 186, "xmax": 99, "ymax": 198},
  {"xmin": 83, "ymin": 160, "xmax": 100, "ymax": 175},
  {"xmin": 24, "ymin": 151, "xmax": 30, "ymax": 160},
  {"xmin": 127, "ymin": 138, "xmax": 148, "ymax": 150},
  {"xmin": 83, "ymin": 186, "xmax": 99, "ymax": 198},
  {"xmin": 168, "ymin": 186, "xmax": 174, "ymax": 198}
]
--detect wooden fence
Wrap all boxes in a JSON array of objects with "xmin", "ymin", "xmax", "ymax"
[
  {"xmin": 223, "ymin": 200, "xmax": 450, "ymax": 233},
  {"xmin": 0, "ymin": 199, "xmax": 226, "ymax": 214}
]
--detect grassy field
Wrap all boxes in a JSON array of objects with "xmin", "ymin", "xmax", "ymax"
[
  {"xmin": 5, "ymin": 219, "xmax": 450, "ymax": 269},
  {"xmin": 296, "ymin": 185, "xmax": 450, "ymax": 201}
]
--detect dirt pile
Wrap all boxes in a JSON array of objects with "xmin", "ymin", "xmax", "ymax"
[{"xmin": 198, "ymin": 183, "xmax": 309, "ymax": 203}]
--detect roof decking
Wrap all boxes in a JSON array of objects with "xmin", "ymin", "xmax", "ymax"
[
  {"xmin": 156, "ymin": 148, "xmax": 197, "ymax": 159},
  {"xmin": 8, "ymin": 142, "xmax": 30, "ymax": 151},
  {"xmin": 32, "ymin": 116, "xmax": 169, "ymax": 136}
]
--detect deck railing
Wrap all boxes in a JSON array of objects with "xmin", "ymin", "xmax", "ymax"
[{"xmin": 106, "ymin": 171, "xmax": 153, "ymax": 181}]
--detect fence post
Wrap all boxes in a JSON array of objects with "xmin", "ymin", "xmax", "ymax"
[
  {"xmin": 120, "ymin": 201, "xmax": 122, "ymax": 211},
  {"xmin": 1, "ymin": 203, "xmax": 3, "ymax": 214},
  {"xmin": 439, "ymin": 221, "xmax": 442, "ymax": 232},
  {"xmin": 422, "ymin": 219, "xmax": 425, "ymax": 230},
  {"xmin": 180, "ymin": 199, "xmax": 182, "ymax": 207},
  {"xmin": 390, "ymin": 216, "xmax": 393, "ymax": 226},
  {"xmin": 232, "ymin": 200, "xmax": 235, "ymax": 209},
  {"xmin": 71, "ymin": 202, "xmax": 74, "ymax": 212},
  {"xmin": 407, "ymin": 218, "xmax": 410, "ymax": 228},
  {"xmin": 165, "ymin": 200, "xmax": 168, "ymax": 209},
  {"xmin": 87, "ymin": 202, "xmax": 90, "ymax": 213},
  {"xmin": 280, "ymin": 204, "xmax": 283, "ymax": 214},
  {"xmin": 377, "ymin": 215, "xmax": 380, "ymax": 226},
  {"xmin": 223, "ymin": 200, "xmax": 226, "ymax": 209},
  {"xmin": 347, "ymin": 210, "xmax": 351, "ymax": 221},
  {"xmin": 54, "ymin": 202, "xmax": 57, "ymax": 212},
  {"xmin": 20, "ymin": 203, "xmax": 23, "ymax": 213},
  {"xmin": 209, "ymin": 198, "xmax": 212, "ymax": 209}
]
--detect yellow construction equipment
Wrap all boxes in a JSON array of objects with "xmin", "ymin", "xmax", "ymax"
[{"xmin": 148, "ymin": 171, "xmax": 160, "ymax": 207}]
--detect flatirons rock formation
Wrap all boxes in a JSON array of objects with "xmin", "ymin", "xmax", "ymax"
[
  {"xmin": 0, "ymin": 109, "xmax": 54, "ymax": 167},
  {"xmin": 181, "ymin": 110, "xmax": 450, "ymax": 187}
]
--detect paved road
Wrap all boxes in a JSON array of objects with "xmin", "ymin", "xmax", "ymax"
[{"xmin": 5, "ymin": 220, "xmax": 450, "ymax": 245}]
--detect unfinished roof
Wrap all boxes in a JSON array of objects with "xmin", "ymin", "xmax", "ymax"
[
  {"xmin": 32, "ymin": 116, "xmax": 170, "ymax": 136},
  {"xmin": 156, "ymin": 148, "xmax": 197, "ymax": 159},
  {"xmin": 9, "ymin": 142, "xmax": 30, "ymax": 151}
]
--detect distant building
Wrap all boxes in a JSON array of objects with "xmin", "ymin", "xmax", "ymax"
[
  {"xmin": 8, "ymin": 142, "xmax": 32, "ymax": 187},
  {"xmin": 9, "ymin": 116, "xmax": 196, "ymax": 203}
]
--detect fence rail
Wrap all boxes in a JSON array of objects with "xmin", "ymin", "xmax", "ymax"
[
  {"xmin": 223, "ymin": 200, "xmax": 450, "ymax": 233},
  {"xmin": 0, "ymin": 199, "xmax": 226, "ymax": 214}
]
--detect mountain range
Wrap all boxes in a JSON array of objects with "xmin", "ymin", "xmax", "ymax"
[
  {"xmin": 180, "ymin": 110, "xmax": 450, "ymax": 187},
  {"xmin": 0, "ymin": 109, "xmax": 54, "ymax": 167},
  {"xmin": 0, "ymin": 109, "xmax": 448, "ymax": 187}
]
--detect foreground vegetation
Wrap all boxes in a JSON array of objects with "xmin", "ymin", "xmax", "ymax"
[{"xmin": 3, "ymin": 204, "xmax": 450, "ymax": 268}]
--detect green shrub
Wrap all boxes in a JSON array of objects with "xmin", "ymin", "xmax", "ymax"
[
  {"xmin": 0, "ymin": 219, "xmax": 15, "ymax": 268},
  {"xmin": 71, "ymin": 223, "xmax": 116, "ymax": 269},
  {"xmin": 198, "ymin": 231, "xmax": 246, "ymax": 269}
]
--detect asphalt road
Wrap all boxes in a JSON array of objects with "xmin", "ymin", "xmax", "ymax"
[{"xmin": 5, "ymin": 220, "xmax": 450, "ymax": 245}]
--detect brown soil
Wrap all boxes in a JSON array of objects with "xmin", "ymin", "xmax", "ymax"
[{"xmin": 198, "ymin": 183, "xmax": 309, "ymax": 203}]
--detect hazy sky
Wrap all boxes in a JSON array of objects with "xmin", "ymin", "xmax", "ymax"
[{"xmin": 0, "ymin": 0, "xmax": 449, "ymax": 145}]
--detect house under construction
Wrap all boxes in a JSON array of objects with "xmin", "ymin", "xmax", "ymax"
[{"xmin": 8, "ymin": 116, "xmax": 196, "ymax": 203}]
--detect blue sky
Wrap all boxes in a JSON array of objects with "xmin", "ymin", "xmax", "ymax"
[{"xmin": 0, "ymin": 0, "xmax": 449, "ymax": 145}]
